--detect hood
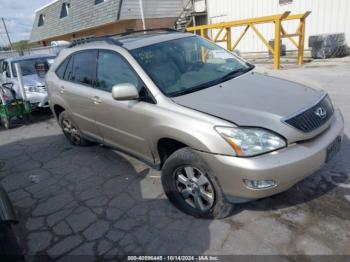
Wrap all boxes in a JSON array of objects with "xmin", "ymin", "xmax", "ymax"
[
  {"xmin": 172, "ymin": 72, "xmax": 325, "ymax": 142},
  {"xmin": 11, "ymin": 74, "xmax": 46, "ymax": 87},
  {"xmin": 22, "ymin": 74, "xmax": 46, "ymax": 86}
]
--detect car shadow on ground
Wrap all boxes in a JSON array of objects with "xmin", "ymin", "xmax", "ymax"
[{"xmin": 0, "ymin": 134, "xmax": 212, "ymax": 261}]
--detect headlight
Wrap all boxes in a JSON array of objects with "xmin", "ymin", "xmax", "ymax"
[
  {"xmin": 215, "ymin": 127, "xmax": 286, "ymax": 157},
  {"xmin": 24, "ymin": 85, "xmax": 41, "ymax": 93}
]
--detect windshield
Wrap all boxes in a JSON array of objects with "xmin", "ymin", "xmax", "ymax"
[
  {"xmin": 11, "ymin": 57, "xmax": 54, "ymax": 77},
  {"xmin": 131, "ymin": 36, "xmax": 252, "ymax": 97}
]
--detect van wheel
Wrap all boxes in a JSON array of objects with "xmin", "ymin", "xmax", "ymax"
[
  {"xmin": 161, "ymin": 147, "xmax": 233, "ymax": 219},
  {"xmin": 59, "ymin": 111, "xmax": 92, "ymax": 146}
]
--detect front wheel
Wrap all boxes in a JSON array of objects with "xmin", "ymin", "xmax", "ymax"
[
  {"xmin": 0, "ymin": 224, "xmax": 25, "ymax": 262},
  {"xmin": 161, "ymin": 148, "xmax": 233, "ymax": 219},
  {"xmin": 59, "ymin": 111, "xmax": 92, "ymax": 146}
]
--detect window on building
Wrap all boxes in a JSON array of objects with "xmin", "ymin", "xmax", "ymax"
[
  {"xmin": 95, "ymin": 0, "xmax": 105, "ymax": 5},
  {"xmin": 60, "ymin": 3, "xmax": 70, "ymax": 18},
  {"xmin": 38, "ymin": 14, "xmax": 45, "ymax": 27},
  {"xmin": 96, "ymin": 51, "xmax": 141, "ymax": 92},
  {"xmin": 279, "ymin": 0, "xmax": 292, "ymax": 5},
  {"xmin": 71, "ymin": 51, "xmax": 98, "ymax": 86}
]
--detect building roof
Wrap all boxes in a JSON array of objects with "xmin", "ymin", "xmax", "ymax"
[
  {"xmin": 35, "ymin": 0, "xmax": 60, "ymax": 12},
  {"xmin": 30, "ymin": 0, "xmax": 184, "ymax": 43}
]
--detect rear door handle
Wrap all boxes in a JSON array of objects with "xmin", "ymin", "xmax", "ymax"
[
  {"xmin": 59, "ymin": 86, "xmax": 65, "ymax": 94},
  {"xmin": 92, "ymin": 96, "xmax": 102, "ymax": 104}
]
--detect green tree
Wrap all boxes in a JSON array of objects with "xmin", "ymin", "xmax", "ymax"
[{"xmin": 12, "ymin": 40, "xmax": 30, "ymax": 54}]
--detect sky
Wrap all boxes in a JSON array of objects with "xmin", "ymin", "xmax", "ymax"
[{"xmin": 0, "ymin": 0, "xmax": 53, "ymax": 46}]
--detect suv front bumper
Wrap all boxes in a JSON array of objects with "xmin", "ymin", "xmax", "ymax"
[{"xmin": 197, "ymin": 109, "xmax": 344, "ymax": 203}]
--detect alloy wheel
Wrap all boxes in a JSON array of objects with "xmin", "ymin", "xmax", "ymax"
[
  {"xmin": 175, "ymin": 166, "xmax": 215, "ymax": 211},
  {"xmin": 62, "ymin": 119, "xmax": 81, "ymax": 145}
]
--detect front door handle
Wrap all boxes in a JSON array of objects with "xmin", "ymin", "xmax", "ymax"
[{"xmin": 92, "ymin": 96, "xmax": 102, "ymax": 104}]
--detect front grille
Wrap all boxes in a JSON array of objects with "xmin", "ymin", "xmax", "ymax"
[{"xmin": 283, "ymin": 94, "xmax": 334, "ymax": 133}]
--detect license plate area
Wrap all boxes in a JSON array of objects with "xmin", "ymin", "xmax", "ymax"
[{"xmin": 326, "ymin": 136, "xmax": 342, "ymax": 163}]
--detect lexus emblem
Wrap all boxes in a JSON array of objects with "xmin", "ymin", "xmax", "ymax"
[{"xmin": 315, "ymin": 107, "xmax": 327, "ymax": 119}]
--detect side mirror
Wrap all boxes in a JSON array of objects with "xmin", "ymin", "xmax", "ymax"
[{"xmin": 112, "ymin": 83, "xmax": 139, "ymax": 101}]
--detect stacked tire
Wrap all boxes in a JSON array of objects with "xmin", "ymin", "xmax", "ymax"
[{"xmin": 309, "ymin": 33, "xmax": 348, "ymax": 59}]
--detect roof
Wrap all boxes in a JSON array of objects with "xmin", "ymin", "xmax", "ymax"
[
  {"xmin": 35, "ymin": 0, "xmax": 60, "ymax": 12},
  {"xmin": 6, "ymin": 54, "xmax": 56, "ymax": 63},
  {"xmin": 117, "ymin": 31, "xmax": 194, "ymax": 50},
  {"xmin": 30, "ymin": 0, "xmax": 184, "ymax": 43},
  {"xmin": 66, "ymin": 31, "xmax": 194, "ymax": 50}
]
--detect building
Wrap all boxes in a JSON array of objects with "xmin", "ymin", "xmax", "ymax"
[
  {"xmin": 30, "ymin": 0, "xmax": 192, "ymax": 45},
  {"xmin": 206, "ymin": 0, "xmax": 350, "ymax": 52},
  {"xmin": 31, "ymin": 0, "xmax": 349, "ymax": 54}
]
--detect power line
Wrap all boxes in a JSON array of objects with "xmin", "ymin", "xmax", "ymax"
[
  {"xmin": 0, "ymin": 32, "xmax": 9, "ymax": 48},
  {"xmin": 0, "ymin": 25, "xmax": 8, "ymax": 48}
]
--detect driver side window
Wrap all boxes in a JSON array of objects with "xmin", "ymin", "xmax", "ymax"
[
  {"xmin": 3, "ymin": 62, "xmax": 11, "ymax": 78},
  {"xmin": 96, "ymin": 50, "xmax": 141, "ymax": 92}
]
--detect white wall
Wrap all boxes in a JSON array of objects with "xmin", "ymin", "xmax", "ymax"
[{"xmin": 207, "ymin": 0, "xmax": 350, "ymax": 52}]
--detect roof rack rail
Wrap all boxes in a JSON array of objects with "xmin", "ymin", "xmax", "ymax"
[
  {"xmin": 68, "ymin": 36, "xmax": 123, "ymax": 48},
  {"xmin": 67, "ymin": 28, "xmax": 180, "ymax": 48},
  {"xmin": 113, "ymin": 28, "xmax": 180, "ymax": 37}
]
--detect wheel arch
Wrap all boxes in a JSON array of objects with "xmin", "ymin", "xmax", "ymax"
[
  {"xmin": 157, "ymin": 138, "xmax": 189, "ymax": 168},
  {"xmin": 53, "ymin": 104, "xmax": 66, "ymax": 119}
]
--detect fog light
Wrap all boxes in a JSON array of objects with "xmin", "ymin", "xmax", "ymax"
[{"xmin": 243, "ymin": 179, "xmax": 276, "ymax": 189}]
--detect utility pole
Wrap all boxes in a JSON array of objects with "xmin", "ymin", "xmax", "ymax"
[
  {"xmin": 2, "ymin": 17, "xmax": 13, "ymax": 49},
  {"xmin": 139, "ymin": 0, "xmax": 146, "ymax": 30}
]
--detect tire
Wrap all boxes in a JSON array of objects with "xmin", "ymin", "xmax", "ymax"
[
  {"xmin": 161, "ymin": 147, "xmax": 233, "ymax": 219},
  {"xmin": 1, "ymin": 116, "xmax": 11, "ymax": 129},
  {"xmin": 58, "ymin": 111, "xmax": 92, "ymax": 146},
  {"xmin": 0, "ymin": 224, "xmax": 25, "ymax": 262}
]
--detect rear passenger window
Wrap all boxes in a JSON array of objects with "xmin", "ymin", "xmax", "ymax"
[
  {"xmin": 96, "ymin": 50, "xmax": 141, "ymax": 92},
  {"xmin": 72, "ymin": 50, "xmax": 97, "ymax": 86},
  {"xmin": 64, "ymin": 55, "xmax": 74, "ymax": 81},
  {"xmin": 55, "ymin": 57, "xmax": 70, "ymax": 79}
]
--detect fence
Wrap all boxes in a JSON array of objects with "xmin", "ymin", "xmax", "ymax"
[{"xmin": 187, "ymin": 11, "xmax": 311, "ymax": 69}]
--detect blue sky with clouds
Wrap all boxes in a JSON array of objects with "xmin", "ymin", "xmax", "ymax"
[{"xmin": 0, "ymin": 0, "xmax": 53, "ymax": 45}]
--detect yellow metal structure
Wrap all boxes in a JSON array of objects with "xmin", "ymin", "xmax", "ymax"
[{"xmin": 187, "ymin": 11, "xmax": 311, "ymax": 69}]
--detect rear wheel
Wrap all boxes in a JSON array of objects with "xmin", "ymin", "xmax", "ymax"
[
  {"xmin": 59, "ymin": 111, "xmax": 92, "ymax": 146},
  {"xmin": 161, "ymin": 147, "xmax": 233, "ymax": 219}
]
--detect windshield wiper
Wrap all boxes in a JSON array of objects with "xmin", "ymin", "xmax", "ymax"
[
  {"xmin": 217, "ymin": 66, "xmax": 254, "ymax": 83},
  {"xmin": 169, "ymin": 83, "xmax": 211, "ymax": 97}
]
